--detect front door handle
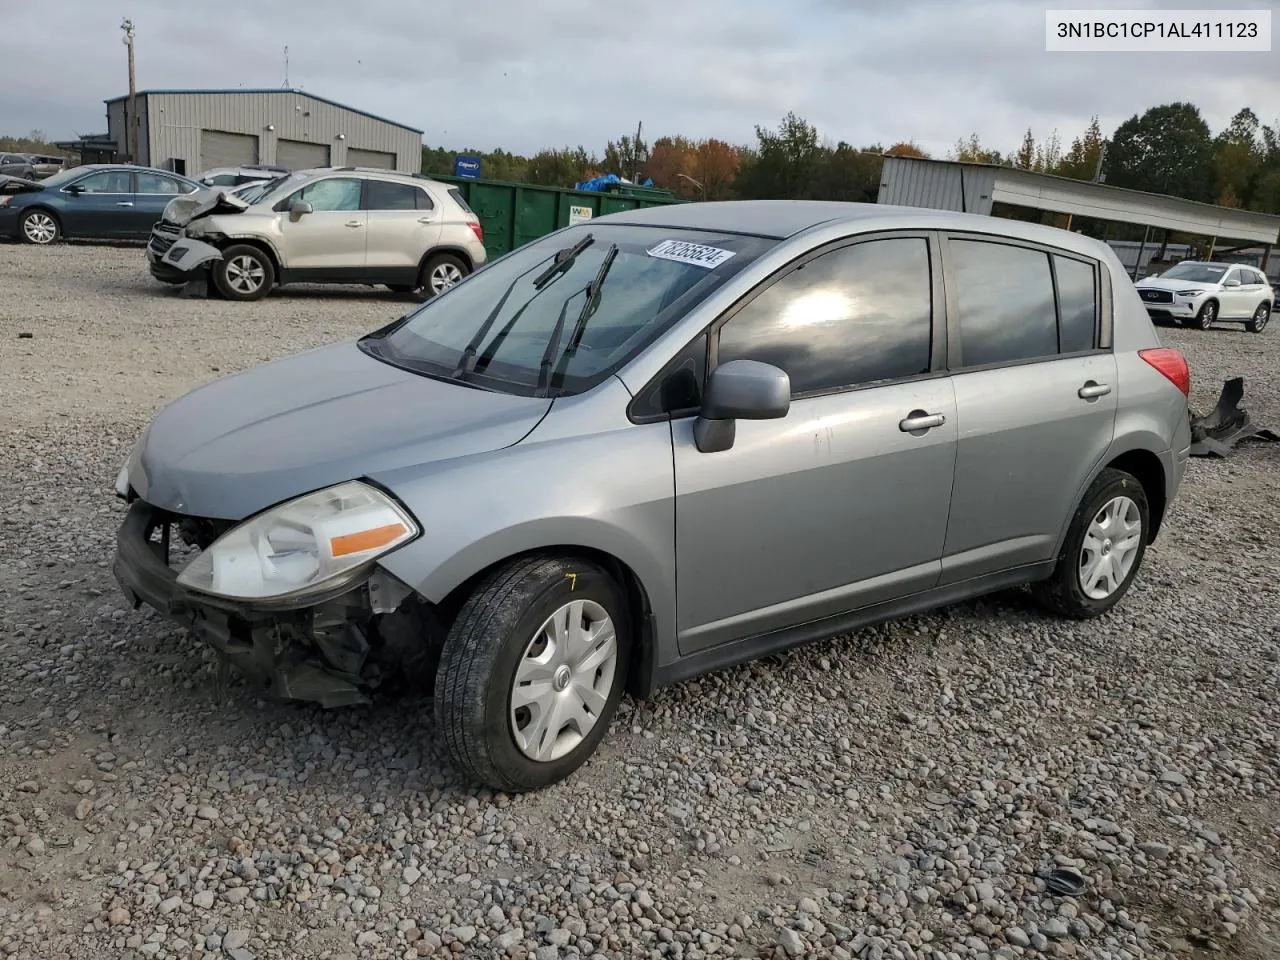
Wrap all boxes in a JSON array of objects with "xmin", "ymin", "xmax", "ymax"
[
  {"xmin": 1078, "ymin": 381, "xmax": 1111, "ymax": 399},
  {"xmin": 899, "ymin": 411, "xmax": 946, "ymax": 433},
  {"xmin": 345, "ymin": 220, "xmax": 363, "ymax": 228},
  {"xmin": 116, "ymin": 201, "xmax": 134, "ymax": 207},
  {"xmin": 417, "ymin": 217, "xmax": 435, "ymax": 224}
]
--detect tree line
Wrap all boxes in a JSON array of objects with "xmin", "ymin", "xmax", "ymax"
[{"xmin": 422, "ymin": 102, "xmax": 1280, "ymax": 216}]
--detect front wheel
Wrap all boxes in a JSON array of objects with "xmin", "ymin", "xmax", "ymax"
[
  {"xmin": 1246, "ymin": 301, "xmax": 1270, "ymax": 334},
  {"xmin": 20, "ymin": 210, "xmax": 59, "ymax": 245},
  {"xmin": 212, "ymin": 245, "xmax": 275, "ymax": 301},
  {"xmin": 1187, "ymin": 299, "xmax": 1217, "ymax": 330},
  {"xmin": 1032, "ymin": 468, "xmax": 1150, "ymax": 619},
  {"xmin": 435, "ymin": 555, "xmax": 630, "ymax": 792}
]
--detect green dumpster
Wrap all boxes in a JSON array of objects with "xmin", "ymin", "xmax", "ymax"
[{"xmin": 429, "ymin": 174, "xmax": 684, "ymax": 259}]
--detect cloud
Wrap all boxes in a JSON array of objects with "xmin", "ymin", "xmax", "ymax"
[{"xmin": 0, "ymin": 0, "xmax": 1275, "ymax": 158}]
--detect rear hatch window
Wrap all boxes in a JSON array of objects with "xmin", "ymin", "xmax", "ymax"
[{"xmin": 447, "ymin": 187, "xmax": 475, "ymax": 216}]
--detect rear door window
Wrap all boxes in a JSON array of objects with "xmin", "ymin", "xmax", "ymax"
[
  {"xmin": 365, "ymin": 179, "xmax": 422, "ymax": 210},
  {"xmin": 1053, "ymin": 255, "xmax": 1098, "ymax": 354},
  {"xmin": 75, "ymin": 170, "xmax": 134, "ymax": 194},
  {"xmin": 136, "ymin": 172, "xmax": 186, "ymax": 195},
  {"xmin": 950, "ymin": 239, "xmax": 1058, "ymax": 367}
]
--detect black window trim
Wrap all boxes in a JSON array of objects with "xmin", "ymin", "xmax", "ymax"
[
  {"xmin": 627, "ymin": 229, "xmax": 948, "ymax": 424},
  {"xmin": 938, "ymin": 231, "xmax": 1112, "ymax": 376}
]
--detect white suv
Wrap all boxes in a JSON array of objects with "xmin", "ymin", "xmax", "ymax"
[
  {"xmin": 1135, "ymin": 260, "xmax": 1273, "ymax": 333},
  {"xmin": 148, "ymin": 168, "xmax": 487, "ymax": 302}
]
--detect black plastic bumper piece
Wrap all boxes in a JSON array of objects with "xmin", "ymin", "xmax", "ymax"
[{"xmin": 112, "ymin": 501, "xmax": 373, "ymax": 708}]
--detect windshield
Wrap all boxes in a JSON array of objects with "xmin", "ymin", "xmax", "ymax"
[
  {"xmin": 1159, "ymin": 263, "xmax": 1229, "ymax": 283},
  {"xmin": 361, "ymin": 224, "xmax": 777, "ymax": 397},
  {"xmin": 37, "ymin": 167, "xmax": 86, "ymax": 188},
  {"xmin": 249, "ymin": 171, "xmax": 311, "ymax": 206},
  {"xmin": 231, "ymin": 179, "xmax": 275, "ymax": 202}
]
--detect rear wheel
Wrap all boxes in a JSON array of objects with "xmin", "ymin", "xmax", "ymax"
[
  {"xmin": 434, "ymin": 555, "xmax": 630, "ymax": 792},
  {"xmin": 212, "ymin": 245, "xmax": 275, "ymax": 301},
  {"xmin": 1032, "ymin": 468, "xmax": 1150, "ymax": 619},
  {"xmin": 1246, "ymin": 301, "xmax": 1270, "ymax": 334},
  {"xmin": 412, "ymin": 253, "xmax": 469, "ymax": 301},
  {"xmin": 19, "ymin": 210, "xmax": 59, "ymax": 245},
  {"xmin": 1187, "ymin": 299, "xmax": 1217, "ymax": 330}
]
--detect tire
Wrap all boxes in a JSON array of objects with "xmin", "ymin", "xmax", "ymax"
[
  {"xmin": 414, "ymin": 252, "xmax": 469, "ymax": 301},
  {"xmin": 1032, "ymin": 468, "xmax": 1150, "ymax": 619},
  {"xmin": 212, "ymin": 244, "xmax": 275, "ymax": 301},
  {"xmin": 435, "ymin": 555, "xmax": 631, "ymax": 792},
  {"xmin": 19, "ymin": 209, "xmax": 59, "ymax": 245},
  {"xmin": 1187, "ymin": 299, "xmax": 1217, "ymax": 330},
  {"xmin": 1245, "ymin": 301, "xmax": 1270, "ymax": 334}
]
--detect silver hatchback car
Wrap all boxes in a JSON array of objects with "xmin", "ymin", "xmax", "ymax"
[{"xmin": 113, "ymin": 201, "xmax": 1192, "ymax": 791}]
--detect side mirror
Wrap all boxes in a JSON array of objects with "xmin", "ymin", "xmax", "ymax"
[
  {"xmin": 1224, "ymin": 277, "xmax": 1240, "ymax": 287},
  {"xmin": 64, "ymin": 183, "xmax": 84, "ymax": 195},
  {"xmin": 289, "ymin": 199, "xmax": 313, "ymax": 218},
  {"xmin": 694, "ymin": 359, "xmax": 790, "ymax": 454}
]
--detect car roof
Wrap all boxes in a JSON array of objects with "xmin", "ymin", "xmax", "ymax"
[{"xmin": 600, "ymin": 199, "xmax": 1122, "ymax": 259}]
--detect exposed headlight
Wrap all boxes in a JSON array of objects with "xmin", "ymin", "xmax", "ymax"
[{"xmin": 176, "ymin": 481, "xmax": 418, "ymax": 603}]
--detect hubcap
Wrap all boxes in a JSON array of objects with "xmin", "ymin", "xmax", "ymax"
[
  {"xmin": 1079, "ymin": 496, "xmax": 1142, "ymax": 600},
  {"xmin": 1255, "ymin": 305, "xmax": 1270, "ymax": 329},
  {"xmin": 23, "ymin": 213, "xmax": 56, "ymax": 244},
  {"xmin": 226, "ymin": 255, "xmax": 265, "ymax": 294},
  {"xmin": 510, "ymin": 598, "xmax": 618, "ymax": 763},
  {"xmin": 429, "ymin": 262, "xmax": 464, "ymax": 293},
  {"xmin": 1201, "ymin": 303, "xmax": 1216, "ymax": 326}
]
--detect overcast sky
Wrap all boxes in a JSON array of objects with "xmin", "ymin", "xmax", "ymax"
[{"xmin": 1, "ymin": 0, "xmax": 1276, "ymax": 157}]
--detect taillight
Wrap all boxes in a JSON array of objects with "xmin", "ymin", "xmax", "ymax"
[
  {"xmin": 467, "ymin": 220, "xmax": 483, "ymax": 244},
  {"xmin": 1139, "ymin": 347, "xmax": 1190, "ymax": 396}
]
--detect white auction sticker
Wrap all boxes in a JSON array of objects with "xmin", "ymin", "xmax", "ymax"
[{"xmin": 647, "ymin": 239, "xmax": 736, "ymax": 269}]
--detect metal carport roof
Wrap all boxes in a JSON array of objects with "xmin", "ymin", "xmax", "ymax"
[{"xmin": 878, "ymin": 156, "xmax": 1280, "ymax": 247}]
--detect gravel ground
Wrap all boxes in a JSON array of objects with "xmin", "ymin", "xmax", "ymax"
[{"xmin": 1, "ymin": 241, "xmax": 1278, "ymax": 960}]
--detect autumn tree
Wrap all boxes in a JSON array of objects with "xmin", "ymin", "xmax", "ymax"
[
  {"xmin": 646, "ymin": 136, "xmax": 698, "ymax": 195},
  {"xmin": 735, "ymin": 112, "xmax": 824, "ymax": 199},
  {"xmin": 693, "ymin": 138, "xmax": 740, "ymax": 200},
  {"xmin": 884, "ymin": 141, "xmax": 928, "ymax": 158},
  {"xmin": 1104, "ymin": 102, "xmax": 1214, "ymax": 201},
  {"xmin": 950, "ymin": 133, "xmax": 1004, "ymax": 164},
  {"xmin": 524, "ymin": 147, "xmax": 596, "ymax": 187},
  {"xmin": 1056, "ymin": 116, "xmax": 1105, "ymax": 180}
]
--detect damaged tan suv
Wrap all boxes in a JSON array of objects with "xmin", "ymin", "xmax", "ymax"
[{"xmin": 148, "ymin": 168, "xmax": 487, "ymax": 301}]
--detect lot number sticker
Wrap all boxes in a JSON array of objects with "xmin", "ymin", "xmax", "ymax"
[{"xmin": 647, "ymin": 239, "xmax": 736, "ymax": 269}]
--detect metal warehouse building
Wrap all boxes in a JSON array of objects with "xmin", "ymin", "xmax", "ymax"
[{"xmin": 103, "ymin": 88, "xmax": 422, "ymax": 176}]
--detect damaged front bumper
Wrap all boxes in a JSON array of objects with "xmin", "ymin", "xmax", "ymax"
[
  {"xmin": 112, "ymin": 500, "xmax": 442, "ymax": 708},
  {"xmin": 147, "ymin": 236, "xmax": 224, "ymax": 284}
]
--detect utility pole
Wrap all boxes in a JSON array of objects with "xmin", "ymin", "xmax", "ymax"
[
  {"xmin": 121, "ymin": 18, "xmax": 137, "ymax": 163},
  {"xmin": 632, "ymin": 120, "xmax": 643, "ymax": 183},
  {"xmin": 1093, "ymin": 139, "xmax": 1108, "ymax": 183}
]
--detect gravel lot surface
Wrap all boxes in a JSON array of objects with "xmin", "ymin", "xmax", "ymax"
[{"xmin": 1, "ymin": 242, "xmax": 1278, "ymax": 960}]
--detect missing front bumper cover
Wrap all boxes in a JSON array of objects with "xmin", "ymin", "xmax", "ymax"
[{"xmin": 113, "ymin": 501, "xmax": 441, "ymax": 708}]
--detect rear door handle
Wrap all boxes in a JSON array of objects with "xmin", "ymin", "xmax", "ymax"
[
  {"xmin": 1078, "ymin": 381, "xmax": 1111, "ymax": 399},
  {"xmin": 345, "ymin": 220, "xmax": 363, "ymax": 228},
  {"xmin": 116, "ymin": 201, "xmax": 134, "ymax": 207},
  {"xmin": 899, "ymin": 411, "xmax": 946, "ymax": 432}
]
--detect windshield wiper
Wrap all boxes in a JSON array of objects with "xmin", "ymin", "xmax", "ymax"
[
  {"xmin": 537, "ymin": 243, "xmax": 619, "ymax": 397},
  {"xmin": 532, "ymin": 234, "xmax": 594, "ymax": 290},
  {"xmin": 448, "ymin": 236, "xmax": 596, "ymax": 380}
]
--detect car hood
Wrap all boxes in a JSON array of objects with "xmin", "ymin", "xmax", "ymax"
[
  {"xmin": 1136, "ymin": 277, "xmax": 1217, "ymax": 293},
  {"xmin": 0, "ymin": 174, "xmax": 42, "ymax": 193},
  {"xmin": 161, "ymin": 187, "xmax": 250, "ymax": 226},
  {"xmin": 131, "ymin": 340, "xmax": 551, "ymax": 520}
]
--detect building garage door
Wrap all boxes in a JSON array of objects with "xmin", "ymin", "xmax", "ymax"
[
  {"xmin": 200, "ymin": 130, "xmax": 259, "ymax": 170},
  {"xmin": 277, "ymin": 139, "xmax": 331, "ymax": 171},
  {"xmin": 346, "ymin": 147, "xmax": 396, "ymax": 170}
]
